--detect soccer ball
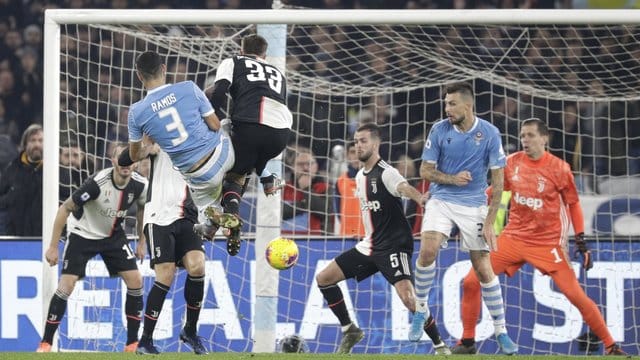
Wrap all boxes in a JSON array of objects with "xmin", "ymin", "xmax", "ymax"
[
  {"xmin": 279, "ymin": 334, "xmax": 308, "ymax": 353},
  {"xmin": 265, "ymin": 237, "xmax": 299, "ymax": 270}
]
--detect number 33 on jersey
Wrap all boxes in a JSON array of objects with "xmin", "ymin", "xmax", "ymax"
[{"xmin": 214, "ymin": 55, "xmax": 292, "ymax": 129}]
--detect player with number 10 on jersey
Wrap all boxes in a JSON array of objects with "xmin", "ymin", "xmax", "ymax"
[
  {"xmin": 207, "ymin": 34, "xmax": 292, "ymax": 256},
  {"xmin": 121, "ymin": 51, "xmax": 240, "ymax": 253}
]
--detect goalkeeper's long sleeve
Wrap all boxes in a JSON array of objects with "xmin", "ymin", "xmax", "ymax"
[{"xmin": 568, "ymin": 201, "xmax": 585, "ymax": 234}]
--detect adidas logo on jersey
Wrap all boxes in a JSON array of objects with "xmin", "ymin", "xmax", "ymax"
[
  {"xmin": 360, "ymin": 199, "xmax": 381, "ymax": 212},
  {"xmin": 513, "ymin": 192, "xmax": 543, "ymax": 210}
]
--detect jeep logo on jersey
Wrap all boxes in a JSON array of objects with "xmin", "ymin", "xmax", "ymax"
[
  {"xmin": 99, "ymin": 208, "xmax": 129, "ymax": 218},
  {"xmin": 361, "ymin": 199, "xmax": 381, "ymax": 212},
  {"xmin": 514, "ymin": 192, "xmax": 543, "ymax": 210}
]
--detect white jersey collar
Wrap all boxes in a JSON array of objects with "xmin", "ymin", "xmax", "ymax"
[
  {"xmin": 146, "ymin": 83, "xmax": 172, "ymax": 96},
  {"xmin": 453, "ymin": 116, "xmax": 479, "ymax": 134}
]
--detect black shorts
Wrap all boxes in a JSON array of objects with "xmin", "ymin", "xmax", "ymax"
[
  {"xmin": 229, "ymin": 122, "xmax": 290, "ymax": 176},
  {"xmin": 144, "ymin": 218, "xmax": 204, "ymax": 269},
  {"xmin": 335, "ymin": 248, "xmax": 413, "ymax": 285},
  {"xmin": 62, "ymin": 232, "xmax": 138, "ymax": 278}
]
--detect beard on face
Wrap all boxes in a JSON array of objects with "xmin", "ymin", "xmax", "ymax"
[
  {"xmin": 28, "ymin": 147, "xmax": 43, "ymax": 161},
  {"xmin": 449, "ymin": 113, "xmax": 465, "ymax": 125},
  {"xmin": 358, "ymin": 149, "xmax": 372, "ymax": 162}
]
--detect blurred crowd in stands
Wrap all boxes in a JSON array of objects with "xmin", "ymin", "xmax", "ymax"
[{"xmin": 1, "ymin": 0, "xmax": 639, "ymax": 237}]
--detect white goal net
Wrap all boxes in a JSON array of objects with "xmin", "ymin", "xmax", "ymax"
[{"xmin": 45, "ymin": 9, "xmax": 640, "ymax": 355}]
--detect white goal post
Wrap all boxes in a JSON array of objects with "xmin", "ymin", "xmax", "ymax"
[{"xmin": 43, "ymin": 8, "xmax": 640, "ymax": 354}]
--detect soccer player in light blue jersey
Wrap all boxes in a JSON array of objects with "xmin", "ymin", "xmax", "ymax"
[
  {"xmin": 409, "ymin": 82, "xmax": 518, "ymax": 355},
  {"xmin": 120, "ymin": 51, "xmax": 240, "ymax": 255}
]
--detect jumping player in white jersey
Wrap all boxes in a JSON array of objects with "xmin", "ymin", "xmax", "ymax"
[
  {"xmin": 209, "ymin": 34, "xmax": 292, "ymax": 255},
  {"xmin": 135, "ymin": 149, "xmax": 208, "ymax": 355},
  {"xmin": 410, "ymin": 82, "xmax": 517, "ymax": 354},
  {"xmin": 37, "ymin": 144, "xmax": 147, "ymax": 353},
  {"xmin": 120, "ymin": 51, "xmax": 240, "ymax": 256},
  {"xmin": 315, "ymin": 124, "xmax": 450, "ymax": 355}
]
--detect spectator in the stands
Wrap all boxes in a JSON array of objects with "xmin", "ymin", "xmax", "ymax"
[
  {"xmin": 283, "ymin": 147, "xmax": 332, "ymax": 234},
  {"xmin": 334, "ymin": 142, "xmax": 364, "ymax": 238},
  {"xmin": 0, "ymin": 123, "xmax": 43, "ymax": 236}
]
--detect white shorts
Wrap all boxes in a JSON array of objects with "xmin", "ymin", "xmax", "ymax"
[
  {"xmin": 421, "ymin": 198, "xmax": 489, "ymax": 252},
  {"xmin": 183, "ymin": 135, "xmax": 235, "ymax": 216}
]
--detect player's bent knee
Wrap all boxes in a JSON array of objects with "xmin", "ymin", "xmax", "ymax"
[
  {"xmin": 57, "ymin": 274, "xmax": 78, "ymax": 295},
  {"xmin": 186, "ymin": 261, "xmax": 205, "ymax": 277},
  {"xmin": 121, "ymin": 270, "xmax": 143, "ymax": 289},
  {"xmin": 316, "ymin": 271, "xmax": 336, "ymax": 288},
  {"xmin": 183, "ymin": 251, "xmax": 205, "ymax": 276}
]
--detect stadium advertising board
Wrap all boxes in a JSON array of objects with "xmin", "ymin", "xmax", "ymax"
[{"xmin": 0, "ymin": 239, "xmax": 638, "ymax": 354}]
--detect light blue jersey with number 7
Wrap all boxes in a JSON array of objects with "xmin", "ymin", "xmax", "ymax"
[{"xmin": 128, "ymin": 80, "xmax": 219, "ymax": 172}]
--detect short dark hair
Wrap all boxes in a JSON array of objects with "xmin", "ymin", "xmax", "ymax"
[
  {"xmin": 445, "ymin": 82, "xmax": 474, "ymax": 99},
  {"xmin": 356, "ymin": 123, "xmax": 380, "ymax": 140},
  {"xmin": 522, "ymin": 118, "xmax": 549, "ymax": 136},
  {"xmin": 135, "ymin": 51, "xmax": 163, "ymax": 80},
  {"xmin": 242, "ymin": 34, "xmax": 268, "ymax": 57}
]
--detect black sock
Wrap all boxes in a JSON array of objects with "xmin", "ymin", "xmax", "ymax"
[
  {"xmin": 461, "ymin": 338, "xmax": 476, "ymax": 347},
  {"xmin": 423, "ymin": 315, "xmax": 443, "ymax": 345},
  {"xmin": 319, "ymin": 284, "xmax": 351, "ymax": 326},
  {"xmin": 141, "ymin": 282, "xmax": 170, "ymax": 341},
  {"xmin": 184, "ymin": 274, "xmax": 205, "ymax": 334},
  {"xmin": 125, "ymin": 287, "xmax": 144, "ymax": 345},
  {"xmin": 221, "ymin": 180, "xmax": 243, "ymax": 215},
  {"xmin": 42, "ymin": 290, "xmax": 69, "ymax": 344}
]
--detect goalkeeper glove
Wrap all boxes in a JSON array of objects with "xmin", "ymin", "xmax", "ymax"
[{"xmin": 574, "ymin": 232, "xmax": 593, "ymax": 271}]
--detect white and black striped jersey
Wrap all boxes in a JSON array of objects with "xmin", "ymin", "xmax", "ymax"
[
  {"xmin": 67, "ymin": 168, "xmax": 148, "ymax": 240},
  {"xmin": 355, "ymin": 159, "xmax": 414, "ymax": 256},
  {"xmin": 143, "ymin": 150, "xmax": 197, "ymax": 227},
  {"xmin": 214, "ymin": 55, "xmax": 292, "ymax": 129}
]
